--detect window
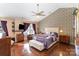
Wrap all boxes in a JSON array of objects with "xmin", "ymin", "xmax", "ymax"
[
  {"xmin": 0, "ymin": 22, "xmax": 3, "ymax": 31},
  {"xmin": 24, "ymin": 24, "xmax": 35, "ymax": 35},
  {"xmin": 0, "ymin": 32, "xmax": 3, "ymax": 38},
  {"xmin": 0, "ymin": 22, "xmax": 6, "ymax": 38}
]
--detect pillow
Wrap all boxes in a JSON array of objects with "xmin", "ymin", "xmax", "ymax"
[
  {"xmin": 50, "ymin": 32, "xmax": 58, "ymax": 37},
  {"xmin": 50, "ymin": 32, "xmax": 54, "ymax": 36},
  {"xmin": 45, "ymin": 32, "xmax": 50, "ymax": 35},
  {"xmin": 53, "ymin": 32, "xmax": 58, "ymax": 37},
  {"xmin": 46, "ymin": 36, "xmax": 51, "ymax": 39}
]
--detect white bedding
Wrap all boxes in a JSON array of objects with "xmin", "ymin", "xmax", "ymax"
[
  {"xmin": 29, "ymin": 40, "xmax": 44, "ymax": 51},
  {"xmin": 29, "ymin": 39, "xmax": 58, "ymax": 51},
  {"xmin": 29, "ymin": 27, "xmax": 59, "ymax": 51}
]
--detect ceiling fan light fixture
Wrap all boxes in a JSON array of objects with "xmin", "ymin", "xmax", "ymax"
[
  {"xmin": 36, "ymin": 15, "xmax": 40, "ymax": 18},
  {"xmin": 32, "ymin": 4, "xmax": 45, "ymax": 16}
]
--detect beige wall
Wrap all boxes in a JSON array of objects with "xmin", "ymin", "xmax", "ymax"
[
  {"xmin": 39, "ymin": 8, "xmax": 75, "ymax": 45},
  {"xmin": 14, "ymin": 19, "xmax": 38, "ymax": 34},
  {"xmin": 7, "ymin": 19, "xmax": 14, "ymax": 37},
  {"xmin": 15, "ymin": 19, "xmax": 23, "ymax": 31},
  {"xmin": 0, "ymin": 17, "xmax": 39, "ymax": 37},
  {"xmin": 77, "ymin": 14, "xmax": 79, "ymax": 34},
  {"xmin": 14, "ymin": 18, "xmax": 38, "ymax": 31}
]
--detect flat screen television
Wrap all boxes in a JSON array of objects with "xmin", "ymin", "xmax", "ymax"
[{"xmin": 19, "ymin": 24, "xmax": 24, "ymax": 30}]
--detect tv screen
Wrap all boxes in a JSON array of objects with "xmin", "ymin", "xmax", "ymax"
[{"xmin": 19, "ymin": 24, "xmax": 24, "ymax": 30}]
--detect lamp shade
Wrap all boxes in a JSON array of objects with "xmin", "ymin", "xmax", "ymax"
[{"xmin": 60, "ymin": 29, "xmax": 63, "ymax": 33}]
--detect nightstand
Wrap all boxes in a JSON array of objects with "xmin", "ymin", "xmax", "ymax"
[
  {"xmin": 16, "ymin": 33, "xmax": 24, "ymax": 42},
  {"xmin": 27, "ymin": 35, "xmax": 33, "ymax": 40},
  {"xmin": 59, "ymin": 35, "xmax": 70, "ymax": 44}
]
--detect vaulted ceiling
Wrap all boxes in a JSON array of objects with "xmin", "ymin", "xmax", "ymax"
[{"xmin": 0, "ymin": 3, "xmax": 78, "ymax": 22}]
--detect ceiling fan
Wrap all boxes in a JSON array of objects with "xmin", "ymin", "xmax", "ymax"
[
  {"xmin": 73, "ymin": 8, "xmax": 78, "ymax": 15},
  {"xmin": 32, "ymin": 4, "xmax": 45, "ymax": 16}
]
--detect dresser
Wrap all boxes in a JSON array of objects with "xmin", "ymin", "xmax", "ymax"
[
  {"xmin": 59, "ymin": 35, "xmax": 70, "ymax": 44},
  {"xmin": 15, "ymin": 30, "xmax": 24, "ymax": 42},
  {"xmin": 0, "ymin": 37, "xmax": 11, "ymax": 56}
]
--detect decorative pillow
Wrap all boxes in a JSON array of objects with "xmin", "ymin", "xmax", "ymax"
[
  {"xmin": 45, "ymin": 32, "xmax": 50, "ymax": 35},
  {"xmin": 53, "ymin": 32, "xmax": 58, "ymax": 37},
  {"xmin": 50, "ymin": 32, "xmax": 54, "ymax": 36},
  {"xmin": 46, "ymin": 36, "xmax": 51, "ymax": 39},
  {"xmin": 50, "ymin": 32, "xmax": 58, "ymax": 37}
]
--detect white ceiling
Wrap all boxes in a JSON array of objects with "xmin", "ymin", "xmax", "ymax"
[{"xmin": 0, "ymin": 3, "xmax": 78, "ymax": 22}]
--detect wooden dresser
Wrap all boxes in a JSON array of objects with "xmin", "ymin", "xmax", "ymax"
[
  {"xmin": 59, "ymin": 35, "xmax": 70, "ymax": 44},
  {"xmin": 14, "ymin": 30, "xmax": 24, "ymax": 42},
  {"xmin": 0, "ymin": 37, "xmax": 11, "ymax": 56}
]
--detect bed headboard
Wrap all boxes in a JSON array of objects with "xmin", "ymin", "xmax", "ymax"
[{"xmin": 45, "ymin": 27, "xmax": 59, "ymax": 33}]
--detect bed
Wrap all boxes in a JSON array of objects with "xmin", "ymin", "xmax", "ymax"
[{"xmin": 29, "ymin": 27, "xmax": 59, "ymax": 51}]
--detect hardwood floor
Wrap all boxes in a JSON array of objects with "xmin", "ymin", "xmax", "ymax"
[{"xmin": 11, "ymin": 40, "xmax": 75, "ymax": 56}]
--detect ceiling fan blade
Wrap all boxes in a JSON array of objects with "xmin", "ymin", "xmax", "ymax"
[
  {"xmin": 32, "ymin": 15, "xmax": 36, "ymax": 16},
  {"xmin": 39, "ymin": 11, "xmax": 44, "ymax": 14},
  {"xmin": 38, "ymin": 14, "xmax": 45, "ymax": 16},
  {"xmin": 40, "ymin": 14, "xmax": 45, "ymax": 16},
  {"xmin": 32, "ymin": 4, "xmax": 45, "ymax": 17},
  {"xmin": 32, "ymin": 14, "xmax": 38, "ymax": 16}
]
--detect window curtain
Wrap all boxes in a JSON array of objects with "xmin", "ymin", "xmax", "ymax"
[
  {"xmin": 24, "ymin": 23, "xmax": 30, "ymax": 31},
  {"xmin": 1, "ymin": 21, "xmax": 8, "ymax": 36},
  {"xmin": 25, "ymin": 24, "xmax": 35, "ymax": 35},
  {"xmin": 33, "ymin": 24, "xmax": 36, "ymax": 34}
]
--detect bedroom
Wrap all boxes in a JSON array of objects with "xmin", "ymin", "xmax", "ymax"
[{"xmin": 0, "ymin": 3, "xmax": 78, "ymax": 56}]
